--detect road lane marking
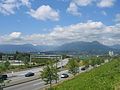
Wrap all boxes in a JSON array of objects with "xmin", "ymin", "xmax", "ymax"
[{"xmin": 33, "ymin": 82, "xmax": 44, "ymax": 86}]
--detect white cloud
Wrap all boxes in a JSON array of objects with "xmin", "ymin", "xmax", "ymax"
[
  {"xmin": 115, "ymin": 13, "xmax": 120, "ymax": 22},
  {"xmin": 67, "ymin": 0, "xmax": 94, "ymax": 16},
  {"xmin": 67, "ymin": 2, "xmax": 81, "ymax": 16},
  {"xmin": 97, "ymin": 0, "xmax": 116, "ymax": 8},
  {"xmin": 28, "ymin": 5, "xmax": 59, "ymax": 21},
  {"xmin": 1, "ymin": 32, "xmax": 23, "ymax": 44},
  {"xmin": 67, "ymin": 0, "xmax": 116, "ymax": 16},
  {"xmin": 21, "ymin": 0, "xmax": 31, "ymax": 7},
  {"xmin": 0, "ymin": 0, "xmax": 31, "ymax": 15},
  {"xmin": 0, "ymin": 0, "xmax": 20, "ymax": 15},
  {"xmin": 73, "ymin": 0, "xmax": 94, "ymax": 6},
  {"xmin": 1, "ymin": 21, "xmax": 120, "ymax": 45},
  {"xmin": 9, "ymin": 32, "xmax": 22, "ymax": 38}
]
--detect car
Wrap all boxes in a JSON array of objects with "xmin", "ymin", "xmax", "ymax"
[
  {"xmin": 25, "ymin": 72, "xmax": 34, "ymax": 77},
  {"xmin": 61, "ymin": 73, "xmax": 69, "ymax": 78},
  {"xmin": 81, "ymin": 65, "xmax": 89, "ymax": 71},
  {"xmin": 0, "ymin": 74, "xmax": 8, "ymax": 80},
  {"xmin": 81, "ymin": 67, "xmax": 86, "ymax": 70}
]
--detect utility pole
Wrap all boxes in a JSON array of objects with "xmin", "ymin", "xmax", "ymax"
[
  {"xmin": 60, "ymin": 55, "xmax": 63, "ymax": 70},
  {"xmin": 30, "ymin": 54, "xmax": 32, "ymax": 65},
  {"xmin": 55, "ymin": 57, "xmax": 58, "ymax": 83}
]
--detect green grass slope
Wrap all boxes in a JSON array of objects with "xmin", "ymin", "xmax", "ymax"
[{"xmin": 53, "ymin": 59, "xmax": 120, "ymax": 90}]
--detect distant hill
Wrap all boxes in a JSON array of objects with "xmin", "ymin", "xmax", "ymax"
[
  {"xmin": 0, "ymin": 41, "xmax": 119, "ymax": 54},
  {"xmin": 55, "ymin": 41, "xmax": 116, "ymax": 55},
  {"xmin": 0, "ymin": 44, "xmax": 56, "ymax": 53},
  {"xmin": 110, "ymin": 44, "xmax": 120, "ymax": 50},
  {"xmin": 0, "ymin": 44, "xmax": 37, "ymax": 53},
  {"xmin": 35, "ymin": 45, "xmax": 57, "ymax": 51}
]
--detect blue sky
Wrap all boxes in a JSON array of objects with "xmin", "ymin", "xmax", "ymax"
[{"xmin": 0, "ymin": 0, "xmax": 120, "ymax": 45}]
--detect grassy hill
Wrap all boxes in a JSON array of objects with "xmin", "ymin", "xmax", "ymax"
[{"xmin": 53, "ymin": 59, "xmax": 120, "ymax": 90}]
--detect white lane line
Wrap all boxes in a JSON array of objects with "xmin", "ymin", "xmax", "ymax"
[{"xmin": 33, "ymin": 82, "xmax": 44, "ymax": 86}]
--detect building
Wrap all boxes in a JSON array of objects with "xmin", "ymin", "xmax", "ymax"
[{"xmin": 109, "ymin": 51, "xmax": 114, "ymax": 56}]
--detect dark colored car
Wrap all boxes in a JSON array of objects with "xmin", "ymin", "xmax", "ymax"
[
  {"xmin": 81, "ymin": 65, "xmax": 89, "ymax": 71},
  {"xmin": 0, "ymin": 74, "xmax": 8, "ymax": 80},
  {"xmin": 25, "ymin": 72, "xmax": 34, "ymax": 77},
  {"xmin": 61, "ymin": 73, "xmax": 69, "ymax": 78},
  {"xmin": 81, "ymin": 67, "xmax": 86, "ymax": 70}
]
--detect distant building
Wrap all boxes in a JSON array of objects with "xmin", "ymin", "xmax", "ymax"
[
  {"xmin": 30, "ymin": 54, "xmax": 62, "ymax": 59},
  {"xmin": 1, "ymin": 54, "xmax": 15, "ymax": 61},
  {"xmin": 109, "ymin": 51, "xmax": 114, "ymax": 56}
]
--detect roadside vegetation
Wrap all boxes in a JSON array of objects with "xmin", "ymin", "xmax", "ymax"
[
  {"xmin": 67, "ymin": 58, "xmax": 79, "ymax": 76},
  {"xmin": 52, "ymin": 57, "xmax": 120, "ymax": 90},
  {"xmin": 40, "ymin": 61, "xmax": 59, "ymax": 88},
  {"xmin": 0, "ymin": 52, "xmax": 57, "ymax": 73}
]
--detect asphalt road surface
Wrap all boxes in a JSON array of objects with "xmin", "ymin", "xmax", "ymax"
[
  {"xmin": 4, "ymin": 59, "xmax": 69, "ymax": 90},
  {"xmin": 5, "ymin": 59, "xmax": 106, "ymax": 90},
  {"xmin": 4, "ymin": 70, "xmax": 69, "ymax": 90},
  {"xmin": 7, "ymin": 59, "xmax": 69, "ymax": 83},
  {"xmin": 4, "ymin": 79, "xmax": 45, "ymax": 90},
  {"xmin": 4, "ymin": 65, "xmax": 94, "ymax": 90}
]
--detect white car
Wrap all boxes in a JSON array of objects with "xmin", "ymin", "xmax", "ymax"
[{"xmin": 61, "ymin": 73, "xmax": 69, "ymax": 78}]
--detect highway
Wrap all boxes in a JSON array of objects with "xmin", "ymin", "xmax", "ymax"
[
  {"xmin": 7, "ymin": 59, "xmax": 69, "ymax": 76},
  {"xmin": 4, "ymin": 79, "xmax": 44, "ymax": 90},
  {"xmin": 7, "ymin": 59, "xmax": 68, "ymax": 82},
  {"xmin": 4, "ymin": 70, "xmax": 69, "ymax": 90},
  {"xmin": 4, "ymin": 65, "xmax": 94, "ymax": 90},
  {"xmin": 3, "ymin": 58, "xmax": 108, "ymax": 90},
  {"xmin": 4, "ymin": 59, "xmax": 69, "ymax": 89},
  {"xmin": 4, "ymin": 65, "xmax": 92, "ymax": 90},
  {"xmin": 4, "ymin": 59, "xmax": 95, "ymax": 90}
]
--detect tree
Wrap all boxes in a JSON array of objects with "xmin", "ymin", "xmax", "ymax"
[
  {"xmin": 22, "ymin": 56, "xmax": 30, "ymax": 66},
  {"xmin": 16, "ymin": 53, "xmax": 23, "ymax": 61},
  {"xmin": 0, "ymin": 65, "xmax": 5, "ymax": 90},
  {"xmin": 89, "ymin": 56, "xmax": 104, "ymax": 67},
  {"xmin": 0, "ymin": 76, "xmax": 4, "ymax": 90},
  {"xmin": 62, "ymin": 54, "xmax": 70, "ymax": 59},
  {"xmin": 68, "ymin": 59, "xmax": 79, "ymax": 76},
  {"xmin": 40, "ymin": 61, "xmax": 58, "ymax": 88},
  {"xmin": 16, "ymin": 52, "xmax": 30, "ymax": 66},
  {"xmin": 0, "ymin": 63, "xmax": 6, "ymax": 74},
  {"xmin": 4, "ymin": 60, "xmax": 10, "ymax": 69},
  {"xmin": 82, "ymin": 60, "xmax": 89, "ymax": 67}
]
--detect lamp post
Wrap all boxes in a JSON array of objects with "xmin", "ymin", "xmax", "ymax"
[{"xmin": 60, "ymin": 55, "xmax": 63, "ymax": 70}]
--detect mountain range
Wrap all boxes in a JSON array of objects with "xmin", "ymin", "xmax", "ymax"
[{"xmin": 0, "ymin": 41, "xmax": 120, "ymax": 54}]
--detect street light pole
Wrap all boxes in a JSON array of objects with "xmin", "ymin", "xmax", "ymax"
[
  {"xmin": 30, "ymin": 54, "xmax": 32, "ymax": 65},
  {"xmin": 61, "ymin": 55, "xmax": 63, "ymax": 70}
]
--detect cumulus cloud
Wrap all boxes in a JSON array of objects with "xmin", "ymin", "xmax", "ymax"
[
  {"xmin": 67, "ymin": 0, "xmax": 94, "ymax": 16},
  {"xmin": 67, "ymin": 0, "xmax": 116, "ymax": 16},
  {"xmin": 73, "ymin": 0, "xmax": 94, "ymax": 6},
  {"xmin": 67, "ymin": 2, "xmax": 81, "ymax": 16},
  {"xmin": 9, "ymin": 32, "xmax": 22, "ymax": 38},
  {"xmin": 0, "ymin": 0, "xmax": 31, "ymax": 15},
  {"xmin": 1, "ymin": 32, "xmax": 24, "ymax": 44},
  {"xmin": 97, "ymin": 0, "xmax": 116, "ymax": 8},
  {"xmin": 21, "ymin": 0, "xmax": 31, "ymax": 7},
  {"xmin": 67, "ymin": 0, "xmax": 104, "ymax": 16},
  {"xmin": 0, "ymin": 0, "xmax": 20, "ymax": 15},
  {"xmin": 28, "ymin": 5, "xmax": 59, "ymax": 21},
  {"xmin": 1, "ymin": 21, "xmax": 120, "ymax": 45}
]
